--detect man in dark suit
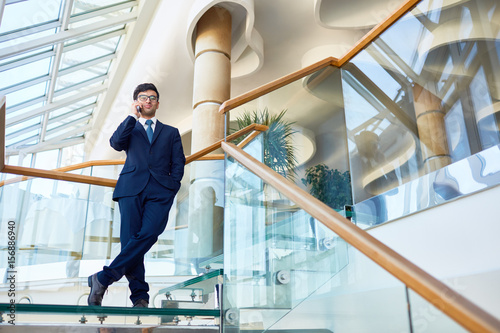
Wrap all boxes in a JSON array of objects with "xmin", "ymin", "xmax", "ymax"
[{"xmin": 88, "ymin": 83, "xmax": 185, "ymax": 308}]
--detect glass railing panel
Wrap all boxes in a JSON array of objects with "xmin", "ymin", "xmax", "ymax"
[
  {"xmin": 407, "ymin": 289, "xmax": 468, "ymax": 333},
  {"xmin": 0, "ymin": 177, "xmax": 92, "ymax": 266},
  {"xmin": 343, "ymin": 0, "xmax": 500, "ymax": 223},
  {"xmin": 223, "ymin": 141, "xmax": 411, "ymax": 332},
  {"xmin": 166, "ymin": 159, "xmax": 225, "ymax": 276},
  {"xmin": 88, "ymin": 164, "xmax": 123, "ymax": 178},
  {"xmin": 227, "ymin": 65, "xmax": 353, "ymax": 220},
  {"xmin": 80, "ymin": 182, "xmax": 119, "ymax": 261},
  {"xmin": 0, "ymin": 173, "xmax": 96, "ymax": 311},
  {"xmin": 0, "ymin": 158, "xmax": 225, "ymax": 321},
  {"xmin": 266, "ymin": 243, "xmax": 412, "ymax": 333}
]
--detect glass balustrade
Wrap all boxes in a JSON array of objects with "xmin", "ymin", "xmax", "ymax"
[
  {"xmin": 222, "ymin": 1, "xmax": 500, "ymax": 325},
  {"xmin": 0, "ymin": 158, "xmax": 224, "ymax": 325},
  {"xmin": 225, "ymin": 0, "xmax": 500, "ymax": 227},
  {"xmin": 222, "ymin": 133, "xmax": 480, "ymax": 332},
  {"xmin": 223, "ymin": 136, "xmax": 412, "ymax": 332},
  {"xmin": 226, "ymin": 65, "xmax": 354, "ymax": 224}
]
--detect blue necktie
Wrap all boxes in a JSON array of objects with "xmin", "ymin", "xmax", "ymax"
[{"xmin": 145, "ymin": 119, "xmax": 153, "ymax": 143}]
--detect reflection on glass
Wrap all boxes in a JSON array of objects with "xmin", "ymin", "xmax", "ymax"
[
  {"xmin": 472, "ymin": 66, "xmax": 499, "ymax": 149},
  {"xmin": 228, "ymin": 66, "xmax": 353, "ymax": 216},
  {"xmin": 181, "ymin": 159, "xmax": 225, "ymax": 272},
  {"xmin": 344, "ymin": 0, "xmax": 500, "ymax": 206},
  {"xmin": 222, "ymin": 0, "xmax": 500, "ymax": 227},
  {"xmin": 445, "ymin": 100, "xmax": 471, "ymax": 162}
]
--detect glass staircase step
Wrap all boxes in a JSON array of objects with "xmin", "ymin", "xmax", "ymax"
[
  {"xmin": 198, "ymin": 254, "xmax": 224, "ymax": 270},
  {"xmin": 229, "ymin": 330, "xmax": 332, "ymax": 333},
  {"xmin": 158, "ymin": 269, "xmax": 223, "ymax": 297},
  {"xmin": 0, "ymin": 325, "xmax": 220, "ymax": 333},
  {"xmin": 0, "ymin": 302, "xmax": 220, "ymax": 317},
  {"xmin": 0, "ymin": 302, "xmax": 220, "ymax": 327}
]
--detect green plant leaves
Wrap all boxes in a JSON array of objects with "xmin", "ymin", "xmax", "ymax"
[
  {"xmin": 301, "ymin": 164, "xmax": 352, "ymax": 210},
  {"xmin": 232, "ymin": 108, "xmax": 297, "ymax": 180}
]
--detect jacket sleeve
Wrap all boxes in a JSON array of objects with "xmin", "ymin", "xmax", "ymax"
[
  {"xmin": 170, "ymin": 128, "xmax": 186, "ymax": 184},
  {"xmin": 109, "ymin": 116, "xmax": 137, "ymax": 152}
]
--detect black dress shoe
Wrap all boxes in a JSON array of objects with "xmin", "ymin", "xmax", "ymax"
[
  {"xmin": 88, "ymin": 273, "xmax": 107, "ymax": 306},
  {"xmin": 133, "ymin": 299, "xmax": 149, "ymax": 308}
]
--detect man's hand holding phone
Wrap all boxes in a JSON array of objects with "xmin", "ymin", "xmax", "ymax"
[{"xmin": 132, "ymin": 101, "xmax": 142, "ymax": 118}]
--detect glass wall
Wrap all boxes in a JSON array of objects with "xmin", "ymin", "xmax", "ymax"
[
  {"xmin": 226, "ymin": 0, "xmax": 500, "ymax": 227},
  {"xmin": 0, "ymin": 169, "xmax": 114, "ymax": 313},
  {"xmin": 345, "ymin": 0, "xmax": 500, "ymax": 202}
]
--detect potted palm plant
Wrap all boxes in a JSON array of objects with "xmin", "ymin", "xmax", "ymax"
[
  {"xmin": 301, "ymin": 164, "xmax": 352, "ymax": 210},
  {"xmin": 232, "ymin": 108, "xmax": 297, "ymax": 180}
]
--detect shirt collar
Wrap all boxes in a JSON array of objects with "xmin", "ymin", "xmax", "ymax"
[{"xmin": 139, "ymin": 117, "xmax": 157, "ymax": 126}]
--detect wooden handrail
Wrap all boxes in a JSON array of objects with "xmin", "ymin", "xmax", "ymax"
[
  {"xmin": 185, "ymin": 123, "xmax": 268, "ymax": 164},
  {"xmin": 219, "ymin": 57, "xmax": 336, "ymax": 114},
  {"xmin": 221, "ymin": 141, "xmax": 500, "ymax": 333},
  {"xmin": 2, "ymin": 165, "xmax": 117, "ymax": 187},
  {"xmin": 56, "ymin": 159, "xmax": 126, "ymax": 171},
  {"xmin": 219, "ymin": 0, "xmax": 421, "ymax": 115},
  {"xmin": 0, "ymin": 123, "xmax": 268, "ymax": 188},
  {"xmin": 0, "ymin": 160, "xmax": 125, "ymax": 187},
  {"xmin": 237, "ymin": 130, "xmax": 262, "ymax": 148},
  {"xmin": 336, "ymin": 0, "xmax": 421, "ymax": 66}
]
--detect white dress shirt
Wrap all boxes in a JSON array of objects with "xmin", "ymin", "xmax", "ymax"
[{"xmin": 130, "ymin": 114, "xmax": 157, "ymax": 132}]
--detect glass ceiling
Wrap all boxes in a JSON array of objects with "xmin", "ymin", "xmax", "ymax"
[{"xmin": 0, "ymin": 0, "xmax": 140, "ymax": 157}]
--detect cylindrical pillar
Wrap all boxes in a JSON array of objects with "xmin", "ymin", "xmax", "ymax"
[
  {"xmin": 191, "ymin": 6, "xmax": 231, "ymax": 153},
  {"xmin": 413, "ymin": 83, "xmax": 451, "ymax": 173},
  {"xmin": 187, "ymin": 6, "xmax": 231, "ymax": 261}
]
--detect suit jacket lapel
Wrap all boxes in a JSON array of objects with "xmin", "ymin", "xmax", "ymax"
[
  {"xmin": 135, "ymin": 121, "xmax": 149, "ymax": 143},
  {"xmin": 151, "ymin": 121, "xmax": 164, "ymax": 145}
]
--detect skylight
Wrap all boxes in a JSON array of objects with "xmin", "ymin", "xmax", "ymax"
[{"xmin": 0, "ymin": 0, "xmax": 139, "ymax": 156}]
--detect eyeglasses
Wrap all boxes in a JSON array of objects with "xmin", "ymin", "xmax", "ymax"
[{"xmin": 137, "ymin": 95, "xmax": 158, "ymax": 102}]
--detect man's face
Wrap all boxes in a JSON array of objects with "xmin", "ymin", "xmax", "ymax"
[{"xmin": 136, "ymin": 89, "xmax": 159, "ymax": 119}]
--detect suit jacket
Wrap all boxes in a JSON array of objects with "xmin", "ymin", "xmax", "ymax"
[{"xmin": 110, "ymin": 116, "xmax": 186, "ymax": 201}]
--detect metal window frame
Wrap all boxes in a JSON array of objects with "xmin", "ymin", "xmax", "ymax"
[
  {"xmin": 0, "ymin": 21, "xmax": 62, "ymax": 43},
  {"xmin": 0, "ymin": 11, "xmax": 137, "ymax": 60},
  {"xmin": 6, "ymin": 84, "xmax": 106, "ymax": 126},
  {"xmin": 69, "ymin": 0, "xmax": 137, "ymax": 24},
  {"xmin": 1, "ymin": 0, "xmax": 143, "ymax": 156}
]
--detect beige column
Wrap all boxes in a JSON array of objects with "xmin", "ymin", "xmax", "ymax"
[
  {"xmin": 191, "ymin": 6, "xmax": 231, "ymax": 152},
  {"xmin": 188, "ymin": 6, "xmax": 231, "ymax": 260},
  {"xmin": 413, "ymin": 84, "xmax": 451, "ymax": 173}
]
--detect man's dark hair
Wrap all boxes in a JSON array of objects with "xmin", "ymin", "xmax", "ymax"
[{"xmin": 133, "ymin": 83, "xmax": 159, "ymax": 101}]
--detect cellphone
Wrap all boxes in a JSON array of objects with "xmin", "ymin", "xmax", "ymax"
[{"xmin": 136, "ymin": 105, "xmax": 142, "ymax": 113}]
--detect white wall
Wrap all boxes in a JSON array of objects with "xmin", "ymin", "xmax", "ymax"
[{"xmin": 369, "ymin": 185, "xmax": 500, "ymax": 319}]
